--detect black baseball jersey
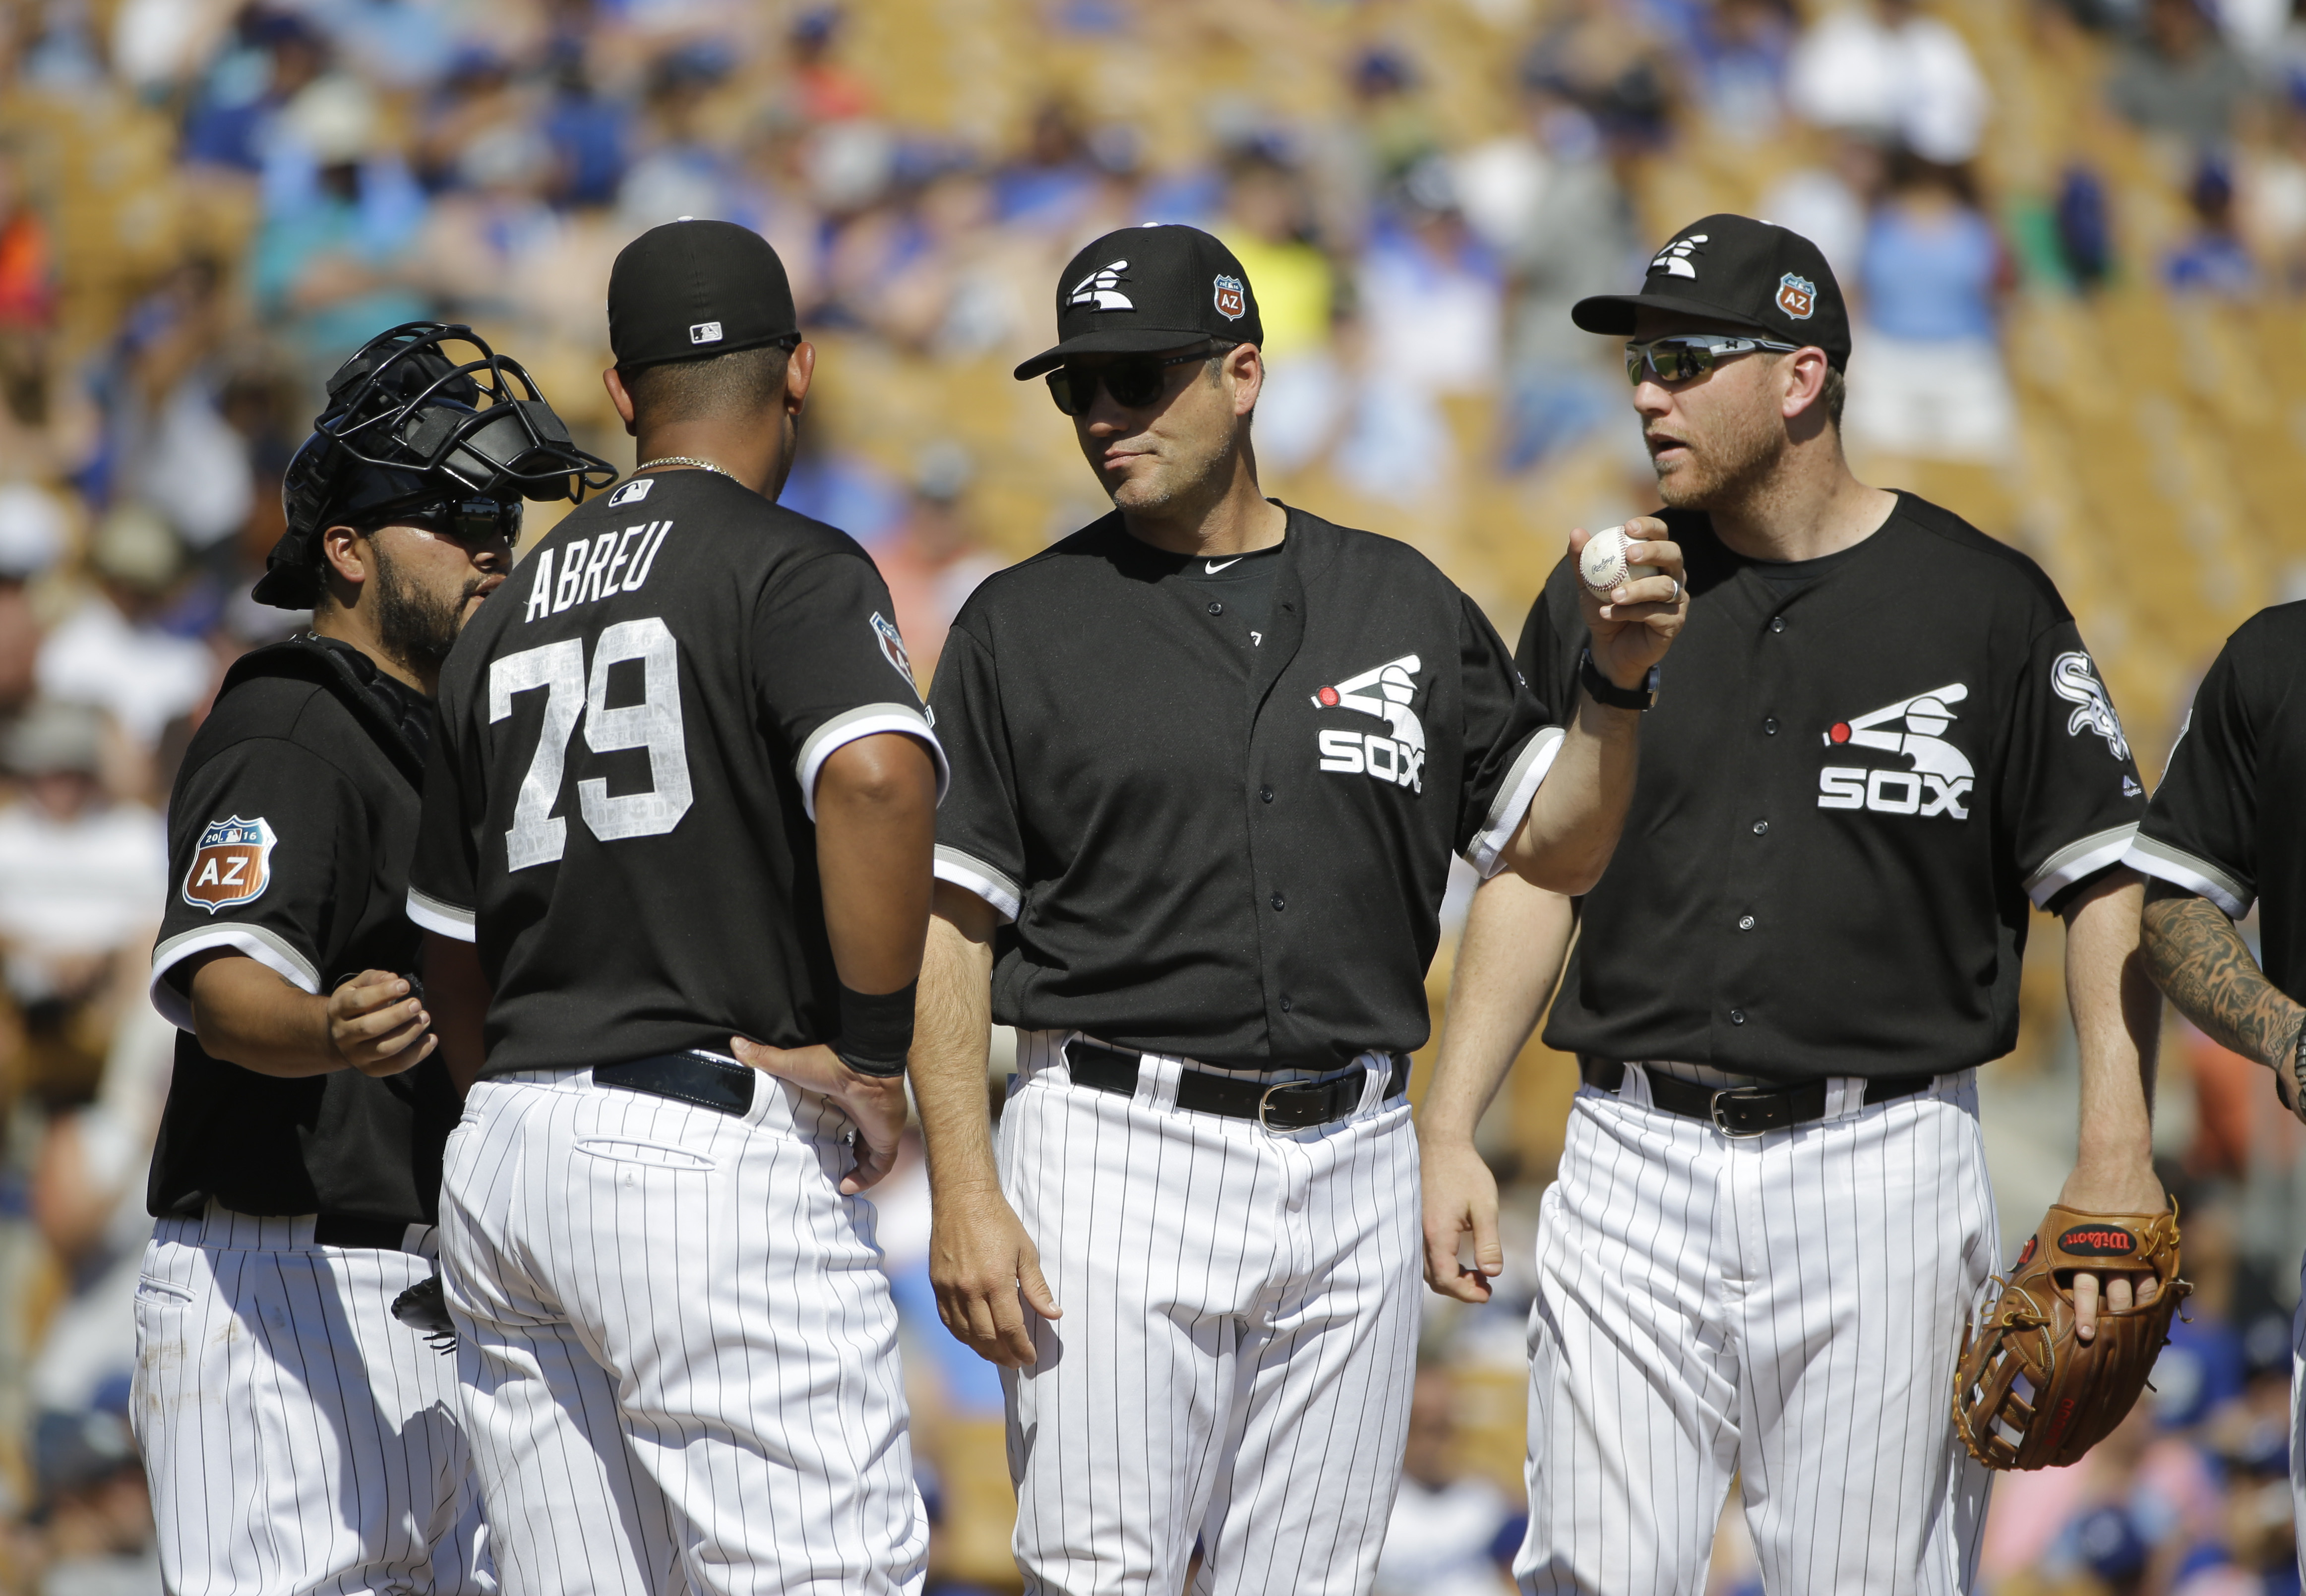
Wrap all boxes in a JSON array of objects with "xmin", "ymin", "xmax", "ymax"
[
  {"xmin": 1524, "ymin": 491, "xmax": 2147, "ymax": 1081},
  {"xmin": 2127, "ymin": 604, "xmax": 2306, "ymax": 996},
  {"xmin": 147, "ymin": 637, "xmax": 460, "ymax": 1223},
  {"xmin": 929, "ymin": 505, "xmax": 1561, "ymax": 1071},
  {"xmin": 406, "ymin": 469, "xmax": 945, "ymax": 1078}
]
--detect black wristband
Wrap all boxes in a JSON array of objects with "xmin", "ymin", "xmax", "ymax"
[
  {"xmin": 835, "ymin": 980, "xmax": 917, "ymax": 1078},
  {"xmin": 1579, "ymin": 648, "xmax": 1657, "ymax": 711}
]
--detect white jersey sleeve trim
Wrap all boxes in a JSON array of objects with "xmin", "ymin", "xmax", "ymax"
[
  {"xmin": 794, "ymin": 703, "xmax": 951, "ymax": 822},
  {"xmin": 407, "ymin": 887, "xmax": 478, "ymax": 943},
  {"xmin": 148, "ymin": 925, "xmax": 322, "ymax": 1032},
  {"xmin": 1465, "ymin": 724, "xmax": 1567, "ymax": 881},
  {"xmin": 2025, "ymin": 823, "xmax": 2141, "ymax": 908},
  {"xmin": 934, "ymin": 845, "xmax": 1023, "ymax": 923},
  {"xmin": 2123, "ymin": 834, "xmax": 2251, "ymax": 920}
]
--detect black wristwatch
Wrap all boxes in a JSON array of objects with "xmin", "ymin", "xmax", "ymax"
[{"xmin": 1580, "ymin": 648, "xmax": 1658, "ymax": 711}]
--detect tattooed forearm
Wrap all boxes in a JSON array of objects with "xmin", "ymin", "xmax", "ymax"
[{"xmin": 2139, "ymin": 889, "xmax": 2306, "ymax": 1070}]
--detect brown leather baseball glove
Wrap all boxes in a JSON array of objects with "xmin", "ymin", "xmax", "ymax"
[{"xmin": 1951, "ymin": 1200, "xmax": 2191, "ymax": 1471}]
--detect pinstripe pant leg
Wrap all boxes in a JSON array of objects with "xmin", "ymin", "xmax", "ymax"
[
  {"xmin": 1000, "ymin": 1032, "xmax": 1270, "ymax": 1596},
  {"xmin": 1733, "ymin": 1078, "xmax": 1997, "ymax": 1596},
  {"xmin": 444, "ymin": 1074, "xmax": 927, "ymax": 1596},
  {"xmin": 132, "ymin": 1213, "xmax": 492, "ymax": 1596},
  {"xmin": 1197, "ymin": 1099, "xmax": 1422, "ymax": 1596},
  {"xmin": 1516, "ymin": 1091, "xmax": 1738, "ymax": 1596}
]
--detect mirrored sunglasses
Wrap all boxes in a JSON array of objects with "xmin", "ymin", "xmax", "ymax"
[{"xmin": 1624, "ymin": 334, "xmax": 1801, "ymax": 386}]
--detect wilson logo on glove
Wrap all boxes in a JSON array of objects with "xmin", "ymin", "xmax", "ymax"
[{"xmin": 2054, "ymin": 1226, "xmax": 2138, "ymax": 1256}]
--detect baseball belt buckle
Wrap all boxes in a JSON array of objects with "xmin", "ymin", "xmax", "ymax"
[
  {"xmin": 1256, "ymin": 1077, "xmax": 1298, "ymax": 1133},
  {"xmin": 1708, "ymin": 1086, "xmax": 1775, "ymax": 1139}
]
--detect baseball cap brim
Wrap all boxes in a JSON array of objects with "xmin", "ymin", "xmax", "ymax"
[
  {"xmin": 1013, "ymin": 325, "xmax": 1223, "ymax": 381},
  {"xmin": 1571, "ymin": 291, "xmax": 1777, "ymax": 338}
]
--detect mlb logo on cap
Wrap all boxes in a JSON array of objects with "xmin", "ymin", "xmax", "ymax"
[
  {"xmin": 182, "ymin": 815, "xmax": 277, "ymax": 913},
  {"xmin": 690, "ymin": 321, "xmax": 724, "ymax": 345}
]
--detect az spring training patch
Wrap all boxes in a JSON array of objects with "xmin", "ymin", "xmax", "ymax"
[{"xmin": 182, "ymin": 816, "xmax": 277, "ymax": 914}]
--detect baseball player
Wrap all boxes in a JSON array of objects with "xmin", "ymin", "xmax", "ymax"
[
  {"xmin": 1418, "ymin": 215, "xmax": 2169, "ymax": 1595},
  {"xmin": 910, "ymin": 224, "xmax": 1686, "ymax": 1596},
  {"xmin": 406, "ymin": 220, "xmax": 946, "ymax": 1596},
  {"xmin": 137, "ymin": 321, "xmax": 606, "ymax": 1596},
  {"xmin": 2126, "ymin": 606, "xmax": 2306, "ymax": 1569}
]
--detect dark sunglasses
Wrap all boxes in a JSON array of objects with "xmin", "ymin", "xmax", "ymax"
[
  {"xmin": 1624, "ymin": 333, "xmax": 1801, "ymax": 386},
  {"xmin": 1045, "ymin": 346, "xmax": 1223, "ymax": 415},
  {"xmin": 371, "ymin": 498, "xmax": 524, "ymax": 544}
]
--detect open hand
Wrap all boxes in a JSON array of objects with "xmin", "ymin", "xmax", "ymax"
[{"xmin": 729, "ymin": 1039, "xmax": 909, "ymax": 1193}]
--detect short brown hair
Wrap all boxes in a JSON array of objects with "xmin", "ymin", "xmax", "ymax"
[
  {"xmin": 622, "ymin": 342, "xmax": 792, "ymax": 425},
  {"xmin": 1821, "ymin": 364, "xmax": 1846, "ymax": 430}
]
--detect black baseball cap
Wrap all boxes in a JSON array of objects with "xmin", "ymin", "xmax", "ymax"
[
  {"xmin": 608, "ymin": 219, "xmax": 798, "ymax": 371},
  {"xmin": 1572, "ymin": 213, "xmax": 1851, "ymax": 370},
  {"xmin": 1014, "ymin": 225, "xmax": 1262, "ymax": 380}
]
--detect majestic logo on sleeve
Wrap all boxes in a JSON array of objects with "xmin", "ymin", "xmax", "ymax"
[
  {"xmin": 1313, "ymin": 654, "xmax": 1425, "ymax": 793},
  {"xmin": 869, "ymin": 612, "xmax": 917, "ymax": 690},
  {"xmin": 182, "ymin": 816, "xmax": 277, "ymax": 913},
  {"xmin": 2051, "ymin": 651, "xmax": 2130, "ymax": 762},
  {"xmin": 1067, "ymin": 260, "xmax": 1134, "ymax": 311},
  {"xmin": 1649, "ymin": 234, "xmax": 1707, "ymax": 279},
  {"xmin": 1818, "ymin": 683, "xmax": 1973, "ymax": 820}
]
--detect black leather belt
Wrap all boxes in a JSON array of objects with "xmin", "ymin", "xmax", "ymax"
[
  {"xmin": 1579, "ymin": 1057, "xmax": 1936, "ymax": 1138},
  {"xmin": 1065, "ymin": 1040, "xmax": 1408, "ymax": 1131},
  {"xmin": 313, "ymin": 1214, "xmax": 417, "ymax": 1250},
  {"xmin": 595, "ymin": 1050, "xmax": 757, "ymax": 1116}
]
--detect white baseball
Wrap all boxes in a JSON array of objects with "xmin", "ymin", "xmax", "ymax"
[{"xmin": 1579, "ymin": 525, "xmax": 1660, "ymax": 598}]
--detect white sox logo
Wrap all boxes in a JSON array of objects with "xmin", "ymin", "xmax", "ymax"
[
  {"xmin": 1067, "ymin": 259, "xmax": 1134, "ymax": 311},
  {"xmin": 1313, "ymin": 654, "xmax": 1425, "ymax": 793},
  {"xmin": 1818, "ymin": 682, "xmax": 1973, "ymax": 820},
  {"xmin": 1649, "ymin": 235, "xmax": 1707, "ymax": 279},
  {"xmin": 182, "ymin": 815, "xmax": 277, "ymax": 912},
  {"xmin": 870, "ymin": 611, "xmax": 916, "ymax": 690},
  {"xmin": 2050, "ymin": 650, "xmax": 2130, "ymax": 762}
]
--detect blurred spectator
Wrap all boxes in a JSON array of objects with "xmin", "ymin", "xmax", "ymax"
[
  {"xmin": 1660, "ymin": 0, "xmax": 1797, "ymax": 144},
  {"xmin": 2241, "ymin": 91, "xmax": 2306, "ymax": 293},
  {"xmin": 1520, "ymin": 1, "xmax": 1674, "ymax": 152},
  {"xmin": 0, "ymin": 144, "xmax": 56, "ymax": 330},
  {"xmin": 1371, "ymin": 1368, "xmax": 1519, "ymax": 1596},
  {"xmin": 98, "ymin": 258, "xmax": 256, "ymax": 558},
  {"xmin": 38, "ymin": 508, "xmax": 216, "ymax": 748},
  {"xmin": 542, "ymin": 46, "xmax": 631, "ymax": 208},
  {"xmin": 2165, "ymin": 157, "xmax": 2262, "ymax": 296},
  {"xmin": 1843, "ymin": 155, "xmax": 2016, "ymax": 462},
  {"xmin": 0, "ymin": 703, "xmax": 166, "ymax": 1087},
  {"xmin": 875, "ymin": 445, "xmax": 996, "ymax": 689},
  {"xmin": 2107, "ymin": 0, "xmax": 2256, "ymax": 148},
  {"xmin": 1758, "ymin": 132, "xmax": 1886, "ymax": 293},
  {"xmin": 110, "ymin": 0, "xmax": 239, "ymax": 102},
  {"xmin": 787, "ymin": 6, "xmax": 876, "ymax": 123},
  {"xmin": 2055, "ymin": 163, "xmax": 2120, "ymax": 291},
  {"xmin": 617, "ymin": 42, "xmax": 746, "ymax": 228},
  {"xmin": 0, "ymin": 327, "xmax": 100, "ymax": 489},
  {"xmin": 990, "ymin": 98, "xmax": 1099, "ymax": 234},
  {"xmin": 250, "ymin": 75, "xmax": 432, "ymax": 359},
  {"xmin": 0, "ymin": 484, "xmax": 65, "ymax": 715},
  {"xmin": 1217, "ymin": 151, "xmax": 1341, "ymax": 473},
  {"xmin": 179, "ymin": 9, "xmax": 329, "ymax": 176},
  {"xmin": 1456, "ymin": 86, "xmax": 1638, "ymax": 473},
  {"xmin": 411, "ymin": 46, "xmax": 526, "ymax": 194},
  {"xmin": 1787, "ymin": 0, "xmax": 1991, "ymax": 166}
]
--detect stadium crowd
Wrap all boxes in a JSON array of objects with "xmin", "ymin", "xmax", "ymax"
[{"xmin": 0, "ymin": 0, "xmax": 2304, "ymax": 1590}]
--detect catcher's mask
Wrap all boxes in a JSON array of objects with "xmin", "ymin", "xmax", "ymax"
[{"xmin": 258, "ymin": 321, "xmax": 615, "ymax": 609}]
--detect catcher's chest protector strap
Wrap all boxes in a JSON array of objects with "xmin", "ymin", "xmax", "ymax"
[{"xmin": 1952, "ymin": 1201, "xmax": 2193, "ymax": 1471}]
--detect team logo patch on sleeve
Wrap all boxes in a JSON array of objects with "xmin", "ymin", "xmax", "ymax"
[
  {"xmin": 1213, "ymin": 275, "xmax": 1246, "ymax": 320},
  {"xmin": 870, "ymin": 612, "xmax": 917, "ymax": 689},
  {"xmin": 2050, "ymin": 651, "xmax": 2131, "ymax": 762},
  {"xmin": 182, "ymin": 816, "xmax": 277, "ymax": 913}
]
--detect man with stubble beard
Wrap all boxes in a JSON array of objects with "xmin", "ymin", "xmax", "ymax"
[
  {"xmin": 136, "ymin": 323, "xmax": 607, "ymax": 1596},
  {"xmin": 1417, "ymin": 217, "xmax": 2168, "ymax": 1594}
]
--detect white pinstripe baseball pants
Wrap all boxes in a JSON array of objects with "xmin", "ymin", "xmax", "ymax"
[
  {"xmin": 131, "ymin": 1206, "xmax": 492, "ymax": 1596},
  {"xmin": 999, "ymin": 1030, "xmax": 1422, "ymax": 1596},
  {"xmin": 1517, "ymin": 1067, "xmax": 1998, "ymax": 1596},
  {"xmin": 439, "ymin": 1068, "xmax": 927, "ymax": 1596}
]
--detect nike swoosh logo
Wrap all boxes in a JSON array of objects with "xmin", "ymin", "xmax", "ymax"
[{"xmin": 1204, "ymin": 557, "xmax": 1242, "ymax": 573}]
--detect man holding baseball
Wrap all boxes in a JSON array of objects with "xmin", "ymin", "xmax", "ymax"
[
  {"xmin": 911, "ymin": 224, "xmax": 1686, "ymax": 1596},
  {"xmin": 1421, "ymin": 215, "xmax": 2165, "ymax": 1594}
]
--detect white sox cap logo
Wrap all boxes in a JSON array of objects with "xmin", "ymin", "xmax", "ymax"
[
  {"xmin": 1067, "ymin": 260, "xmax": 1134, "ymax": 311},
  {"xmin": 1313, "ymin": 654, "xmax": 1426, "ymax": 793},
  {"xmin": 1818, "ymin": 682, "xmax": 1973, "ymax": 820},
  {"xmin": 2050, "ymin": 651, "xmax": 2130, "ymax": 762},
  {"xmin": 1650, "ymin": 235, "xmax": 1707, "ymax": 279}
]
